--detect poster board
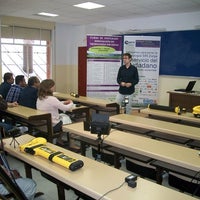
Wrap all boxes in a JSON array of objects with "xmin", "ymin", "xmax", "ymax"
[
  {"xmin": 86, "ymin": 35, "xmax": 122, "ymax": 101},
  {"xmin": 123, "ymin": 35, "xmax": 161, "ymax": 106}
]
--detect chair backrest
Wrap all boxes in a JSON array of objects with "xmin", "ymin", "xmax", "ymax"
[
  {"xmin": 0, "ymin": 164, "xmax": 28, "ymax": 200},
  {"xmin": 0, "ymin": 125, "xmax": 6, "ymax": 139}
]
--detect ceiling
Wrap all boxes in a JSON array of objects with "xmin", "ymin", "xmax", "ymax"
[{"xmin": 0, "ymin": 0, "xmax": 200, "ymax": 25}]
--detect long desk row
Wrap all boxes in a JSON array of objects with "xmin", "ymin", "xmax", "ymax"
[
  {"xmin": 0, "ymin": 105, "xmax": 55, "ymax": 141},
  {"xmin": 63, "ymin": 122, "xmax": 200, "ymax": 172},
  {"xmin": 140, "ymin": 108, "xmax": 200, "ymax": 127},
  {"xmin": 54, "ymin": 92, "xmax": 120, "ymax": 115},
  {"xmin": 0, "ymin": 104, "xmax": 90, "ymax": 143},
  {"xmin": 109, "ymin": 114, "xmax": 200, "ymax": 141},
  {"xmin": 3, "ymin": 134, "xmax": 197, "ymax": 200}
]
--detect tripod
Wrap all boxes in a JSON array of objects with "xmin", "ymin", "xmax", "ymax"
[
  {"xmin": 95, "ymin": 133, "xmax": 104, "ymax": 161},
  {"xmin": 122, "ymin": 96, "xmax": 129, "ymax": 114},
  {"xmin": 8, "ymin": 128, "xmax": 21, "ymax": 148},
  {"xmin": 10, "ymin": 136, "xmax": 20, "ymax": 148}
]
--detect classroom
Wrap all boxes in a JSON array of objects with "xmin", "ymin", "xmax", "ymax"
[{"xmin": 0, "ymin": 1, "xmax": 200, "ymax": 200}]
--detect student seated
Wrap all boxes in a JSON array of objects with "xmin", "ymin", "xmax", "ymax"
[
  {"xmin": 0, "ymin": 72, "xmax": 14, "ymax": 99},
  {"xmin": 19, "ymin": 76, "xmax": 40, "ymax": 109},
  {"xmin": 0, "ymin": 165, "xmax": 37, "ymax": 200},
  {"xmin": 0, "ymin": 95, "xmax": 18, "ymax": 133},
  {"xmin": 6, "ymin": 75, "xmax": 27, "ymax": 103},
  {"xmin": 0, "ymin": 137, "xmax": 37, "ymax": 200},
  {"xmin": 36, "ymin": 79, "xmax": 73, "ymax": 132}
]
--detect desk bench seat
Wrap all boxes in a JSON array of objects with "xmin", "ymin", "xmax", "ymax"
[
  {"xmin": 106, "ymin": 146, "xmax": 153, "ymax": 163},
  {"xmin": 150, "ymin": 160, "xmax": 198, "ymax": 184},
  {"xmin": 114, "ymin": 124, "xmax": 151, "ymax": 135},
  {"xmin": 187, "ymin": 140, "xmax": 200, "ymax": 149},
  {"xmin": 148, "ymin": 114, "xmax": 179, "ymax": 123},
  {"xmin": 147, "ymin": 131, "xmax": 191, "ymax": 144},
  {"xmin": 168, "ymin": 173, "xmax": 200, "ymax": 197},
  {"xmin": 92, "ymin": 105, "xmax": 119, "ymax": 115},
  {"xmin": 75, "ymin": 136, "xmax": 153, "ymax": 168},
  {"xmin": 126, "ymin": 159, "xmax": 157, "ymax": 181}
]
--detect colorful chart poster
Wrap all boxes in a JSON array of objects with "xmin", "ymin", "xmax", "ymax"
[
  {"xmin": 123, "ymin": 35, "xmax": 161, "ymax": 106},
  {"xmin": 87, "ymin": 35, "xmax": 122, "ymax": 101}
]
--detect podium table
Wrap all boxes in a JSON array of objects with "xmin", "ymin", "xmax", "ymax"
[{"xmin": 167, "ymin": 91, "xmax": 200, "ymax": 112}]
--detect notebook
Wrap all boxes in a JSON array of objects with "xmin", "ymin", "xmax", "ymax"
[{"xmin": 174, "ymin": 81, "xmax": 196, "ymax": 92}]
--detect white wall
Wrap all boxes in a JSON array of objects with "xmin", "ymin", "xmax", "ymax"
[{"xmin": 55, "ymin": 11, "xmax": 200, "ymax": 105}]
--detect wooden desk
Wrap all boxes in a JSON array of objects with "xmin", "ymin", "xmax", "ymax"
[
  {"xmin": 54, "ymin": 92, "xmax": 120, "ymax": 114},
  {"xmin": 140, "ymin": 108, "xmax": 200, "ymax": 127},
  {"xmin": 168, "ymin": 91, "xmax": 200, "ymax": 112},
  {"xmin": 3, "ymin": 135, "xmax": 197, "ymax": 200},
  {"xmin": 63, "ymin": 122, "xmax": 200, "ymax": 172},
  {"xmin": 0, "ymin": 105, "xmax": 53, "ymax": 142},
  {"xmin": 67, "ymin": 105, "xmax": 90, "ymax": 121},
  {"xmin": 109, "ymin": 114, "xmax": 200, "ymax": 141}
]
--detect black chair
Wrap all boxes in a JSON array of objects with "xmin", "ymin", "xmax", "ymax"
[
  {"xmin": 0, "ymin": 159, "xmax": 28, "ymax": 200},
  {"xmin": 168, "ymin": 173, "xmax": 200, "ymax": 197}
]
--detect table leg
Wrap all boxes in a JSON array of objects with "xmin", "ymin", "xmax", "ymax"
[
  {"xmin": 155, "ymin": 166, "xmax": 163, "ymax": 184},
  {"xmin": 24, "ymin": 163, "xmax": 32, "ymax": 178},
  {"xmin": 56, "ymin": 183, "xmax": 65, "ymax": 200},
  {"xmin": 80, "ymin": 141, "xmax": 86, "ymax": 156}
]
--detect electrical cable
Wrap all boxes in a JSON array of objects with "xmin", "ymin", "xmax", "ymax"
[{"xmin": 97, "ymin": 181, "xmax": 126, "ymax": 200}]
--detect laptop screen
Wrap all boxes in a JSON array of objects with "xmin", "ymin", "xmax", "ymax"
[{"xmin": 185, "ymin": 81, "xmax": 196, "ymax": 91}]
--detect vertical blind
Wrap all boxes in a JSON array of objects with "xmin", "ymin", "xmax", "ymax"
[{"xmin": 0, "ymin": 16, "xmax": 55, "ymax": 41}]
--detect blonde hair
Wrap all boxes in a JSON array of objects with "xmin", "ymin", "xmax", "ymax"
[{"xmin": 38, "ymin": 79, "xmax": 55, "ymax": 100}]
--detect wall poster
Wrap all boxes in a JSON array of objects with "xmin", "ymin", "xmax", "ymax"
[{"xmin": 86, "ymin": 35, "xmax": 122, "ymax": 101}]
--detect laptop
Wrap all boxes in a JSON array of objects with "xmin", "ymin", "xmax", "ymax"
[{"xmin": 174, "ymin": 81, "xmax": 196, "ymax": 92}]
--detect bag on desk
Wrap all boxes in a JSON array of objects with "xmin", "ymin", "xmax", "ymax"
[{"xmin": 59, "ymin": 113, "xmax": 72, "ymax": 125}]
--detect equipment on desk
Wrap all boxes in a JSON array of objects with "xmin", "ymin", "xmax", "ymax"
[
  {"xmin": 192, "ymin": 105, "xmax": 200, "ymax": 118},
  {"xmin": 121, "ymin": 96, "xmax": 129, "ymax": 114},
  {"xmin": 148, "ymin": 104, "xmax": 181, "ymax": 115},
  {"xmin": 174, "ymin": 80, "xmax": 196, "ymax": 93},
  {"xmin": 8, "ymin": 128, "xmax": 22, "ymax": 148},
  {"xmin": 90, "ymin": 113, "xmax": 111, "ymax": 136},
  {"xmin": 90, "ymin": 113, "xmax": 111, "ymax": 161},
  {"xmin": 70, "ymin": 92, "xmax": 79, "ymax": 98},
  {"xmin": 19, "ymin": 137, "xmax": 84, "ymax": 171}
]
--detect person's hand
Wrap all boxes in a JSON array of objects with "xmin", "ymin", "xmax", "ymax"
[
  {"xmin": 64, "ymin": 99, "xmax": 73, "ymax": 105},
  {"xmin": 8, "ymin": 102, "xmax": 18, "ymax": 107},
  {"xmin": 125, "ymin": 83, "xmax": 132, "ymax": 87},
  {"xmin": 121, "ymin": 82, "xmax": 126, "ymax": 86}
]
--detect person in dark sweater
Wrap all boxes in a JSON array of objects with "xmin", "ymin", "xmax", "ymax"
[
  {"xmin": 116, "ymin": 53, "xmax": 139, "ymax": 114},
  {"xmin": 0, "ymin": 72, "xmax": 14, "ymax": 99},
  {"xmin": 19, "ymin": 76, "xmax": 40, "ymax": 109}
]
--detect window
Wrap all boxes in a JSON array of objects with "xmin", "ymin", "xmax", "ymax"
[
  {"xmin": 0, "ymin": 17, "xmax": 54, "ymax": 81},
  {"xmin": 1, "ymin": 38, "xmax": 50, "ymax": 81}
]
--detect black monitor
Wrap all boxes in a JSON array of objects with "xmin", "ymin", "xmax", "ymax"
[{"xmin": 90, "ymin": 113, "xmax": 111, "ymax": 136}]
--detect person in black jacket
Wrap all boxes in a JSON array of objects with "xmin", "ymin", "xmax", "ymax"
[
  {"xmin": 0, "ymin": 72, "xmax": 14, "ymax": 99},
  {"xmin": 116, "ymin": 53, "xmax": 139, "ymax": 114},
  {"xmin": 19, "ymin": 76, "xmax": 40, "ymax": 109}
]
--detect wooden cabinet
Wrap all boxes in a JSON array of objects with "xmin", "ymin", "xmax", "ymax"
[{"xmin": 168, "ymin": 91, "xmax": 200, "ymax": 112}]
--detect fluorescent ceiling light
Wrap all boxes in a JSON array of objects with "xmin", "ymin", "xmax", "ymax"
[
  {"xmin": 37, "ymin": 12, "xmax": 58, "ymax": 17},
  {"xmin": 73, "ymin": 2, "xmax": 105, "ymax": 10}
]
